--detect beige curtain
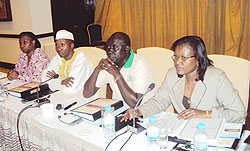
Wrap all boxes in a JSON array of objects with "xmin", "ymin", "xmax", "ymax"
[{"xmin": 95, "ymin": 0, "xmax": 249, "ymax": 60}]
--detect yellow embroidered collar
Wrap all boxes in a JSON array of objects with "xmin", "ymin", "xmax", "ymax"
[{"xmin": 58, "ymin": 50, "xmax": 79, "ymax": 79}]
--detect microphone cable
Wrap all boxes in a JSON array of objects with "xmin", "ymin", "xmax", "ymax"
[
  {"xmin": 172, "ymin": 78, "xmax": 207, "ymax": 111},
  {"xmin": 17, "ymin": 102, "xmax": 37, "ymax": 151},
  {"xmin": 193, "ymin": 81, "xmax": 207, "ymax": 109},
  {"xmin": 104, "ymin": 129, "xmax": 129, "ymax": 151},
  {"xmin": 57, "ymin": 112, "xmax": 83, "ymax": 126},
  {"xmin": 118, "ymin": 132, "xmax": 134, "ymax": 151}
]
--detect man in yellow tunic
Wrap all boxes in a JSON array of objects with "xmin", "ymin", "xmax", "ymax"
[{"xmin": 42, "ymin": 30, "xmax": 93, "ymax": 93}]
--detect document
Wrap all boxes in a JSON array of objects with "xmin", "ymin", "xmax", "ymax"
[
  {"xmin": 179, "ymin": 118, "xmax": 225, "ymax": 139},
  {"xmin": 156, "ymin": 112, "xmax": 186, "ymax": 135},
  {"xmin": 0, "ymin": 72, "xmax": 14, "ymax": 85},
  {"xmin": 150, "ymin": 112, "xmax": 225, "ymax": 139},
  {"xmin": 0, "ymin": 72, "xmax": 6, "ymax": 79},
  {"xmin": 220, "ymin": 123, "xmax": 243, "ymax": 139}
]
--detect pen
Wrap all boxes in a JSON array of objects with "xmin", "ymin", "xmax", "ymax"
[
  {"xmin": 3, "ymin": 82, "xmax": 11, "ymax": 87},
  {"xmin": 0, "ymin": 76, "xmax": 7, "ymax": 80},
  {"xmin": 64, "ymin": 101, "xmax": 77, "ymax": 110}
]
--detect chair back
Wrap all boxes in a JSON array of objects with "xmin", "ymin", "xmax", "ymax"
[
  {"xmin": 137, "ymin": 47, "xmax": 175, "ymax": 112},
  {"xmin": 43, "ymin": 42, "xmax": 56, "ymax": 60},
  {"xmin": 137, "ymin": 47, "xmax": 174, "ymax": 89},
  {"xmin": 208, "ymin": 54, "xmax": 250, "ymax": 110},
  {"xmin": 87, "ymin": 23, "xmax": 106, "ymax": 47},
  {"xmin": 74, "ymin": 47, "xmax": 106, "ymax": 67},
  {"xmin": 74, "ymin": 47, "xmax": 107, "ymax": 98}
]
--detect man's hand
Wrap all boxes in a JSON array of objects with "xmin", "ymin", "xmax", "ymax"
[
  {"xmin": 177, "ymin": 108, "xmax": 208, "ymax": 120},
  {"xmin": 120, "ymin": 108, "xmax": 141, "ymax": 122},
  {"xmin": 96, "ymin": 58, "xmax": 119, "ymax": 75},
  {"xmin": 61, "ymin": 77, "xmax": 74, "ymax": 87},
  {"xmin": 46, "ymin": 70, "xmax": 57, "ymax": 79},
  {"xmin": 7, "ymin": 70, "xmax": 19, "ymax": 80}
]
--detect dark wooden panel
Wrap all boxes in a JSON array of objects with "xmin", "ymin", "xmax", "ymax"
[
  {"xmin": 0, "ymin": 62, "xmax": 15, "ymax": 70},
  {"xmin": 50, "ymin": 0, "xmax": 95, "ymax": 48},
  {"xmin": 0, "ymin": 32, "xmax": 54, "ymax": 39}
]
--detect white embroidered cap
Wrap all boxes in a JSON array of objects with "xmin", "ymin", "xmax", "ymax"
[{"xmin": 55, "ymin": 30, "xmax": 74, "ymax": 41}]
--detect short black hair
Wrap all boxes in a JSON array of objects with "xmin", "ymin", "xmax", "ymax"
[
  {"xmin": 19, "ymin": 32, "xmax": 41, "ymax": 48},
  {"xmin": 108, "ymin": 32, "xmax": 131, "ymax": 47},
  {"xmin": 171, "ymin": 36, "xmax": 213, "ymax": 81}
]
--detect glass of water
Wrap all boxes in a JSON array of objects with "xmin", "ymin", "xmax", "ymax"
[{"xmin": 158, "ymin": 119, "xmax": 168, "ymax": 150}]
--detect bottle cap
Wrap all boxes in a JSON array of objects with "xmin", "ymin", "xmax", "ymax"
[
  {"xmin": 197, "ymin": 123, "xmax": 205, "ymax": 130},
  {"xmin": 149, "ymin": 116, "xmax": 157, "ymax": 122},
  {"xmin": 105, "ymin": 105, "xmax": 111, "ymax": 111}
]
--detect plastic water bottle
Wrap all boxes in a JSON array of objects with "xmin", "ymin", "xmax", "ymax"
[
  {"xmin": 102, "ymin": 105, "xmax": 116, "ymax": 140},
  {"xmin": 147, "ymin": 116, "xmax": 160, "ymax": 151},
  {"xmin": 193, "ymin": 123, "xmax": 208, "ymax": 151},
  {"xmin": 0, "ymin": 81, "xmax": 5, "ymax": 102}
]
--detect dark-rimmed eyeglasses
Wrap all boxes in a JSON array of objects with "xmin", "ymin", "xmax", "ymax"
[{"xmin": 171, "ymin": 55, "xmax": 196, "ymax": 62}]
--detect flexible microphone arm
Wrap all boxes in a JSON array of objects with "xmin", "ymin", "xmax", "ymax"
[
  {"xmin": 132, "ymin": 83, "xmax": 155, "ymax": 128},
  {"xmin": 42, "ymin": 74, "xmax": 59, "ymax": 85},
  {"xmin": 36, "ymin": 74, "xmax": 59, "ymax": 101}
]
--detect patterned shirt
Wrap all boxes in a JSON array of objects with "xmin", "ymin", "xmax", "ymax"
[{"xmin": 14, "ymin": 48, "xmax": 50, "ymax": 82}]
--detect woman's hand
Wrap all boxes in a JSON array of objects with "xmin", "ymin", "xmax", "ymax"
[
  {"xmin": 120, "ymin": 108, "xmax": 141, "ymax": 122},
  {"xmin": 7, "ymin": 70, "xmax": 19, "ymax": 80},
  {"xmin": 177, "ymin": 108, "xmax": 208, "ymax": 120}
]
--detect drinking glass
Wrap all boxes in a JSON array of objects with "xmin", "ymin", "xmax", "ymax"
[{"xmin": 158, "ymin": 119, "xmax": 168, "ymax": 150}]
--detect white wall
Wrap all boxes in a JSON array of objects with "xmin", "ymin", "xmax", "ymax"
[
  {"xmin": 0, "ymin": 0, "xmax": 54, "ymax": 64},
  {"xmin": 30, "ymin": 0, "xmax": 53, "ymax": 34}
]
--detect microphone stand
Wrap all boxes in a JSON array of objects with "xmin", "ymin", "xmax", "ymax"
[
  {"xmin": 36, "ymin": 74, "xmax": 59, "ymax": 107},
  {"xmin": 16, "ymin": 75, "xmax": 59, "ymax": 150},
  {"xmin": 128, "ymin": 83, "xmax": 155, "ymax": 134}
]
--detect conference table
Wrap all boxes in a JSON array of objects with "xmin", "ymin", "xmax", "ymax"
[
  {"xmin": 0, "ymin": 90, "xmax": 158, "ymax": 151},
  {"xmin": 0, "ymin": 81, "xmax": 246, "ymax": 151}
]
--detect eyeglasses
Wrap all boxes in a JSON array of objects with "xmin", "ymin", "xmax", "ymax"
[{"xmin": 172, "ymin": 55, "xmax": 196, "ymax": 62}]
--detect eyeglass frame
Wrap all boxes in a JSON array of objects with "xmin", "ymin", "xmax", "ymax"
[{"xmin": 171, "ymin": 55, "xmax": 196, "ymax": 62}]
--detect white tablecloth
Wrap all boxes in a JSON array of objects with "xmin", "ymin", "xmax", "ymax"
[
  {"xmin": 0, "ymin": 87, "xmax": 238, "ymax": 151},
  {"xmin": 0, "ymin": 92, "xmax": 90, "ymax": 151}
]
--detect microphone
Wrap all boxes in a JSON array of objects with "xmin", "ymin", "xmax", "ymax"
[
  {"xmin": 36, "ymin": 74, "xmax": 59, "ymax": 107},
  {"xmin": 128, "ymin": 83, "xmax": 155, "ymax": 134},
  {"xmin": 40, "ymin": 74, "xmax": 59, "ymax": 86}
]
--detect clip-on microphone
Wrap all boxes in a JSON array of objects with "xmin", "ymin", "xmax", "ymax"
[
  {"xmin": 127, "ymin": 83, "xmax": 155, "ymax": 134},
  {"xmin": 36, "ymin": 74, "xmax": 59, "ymax": 107}
]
